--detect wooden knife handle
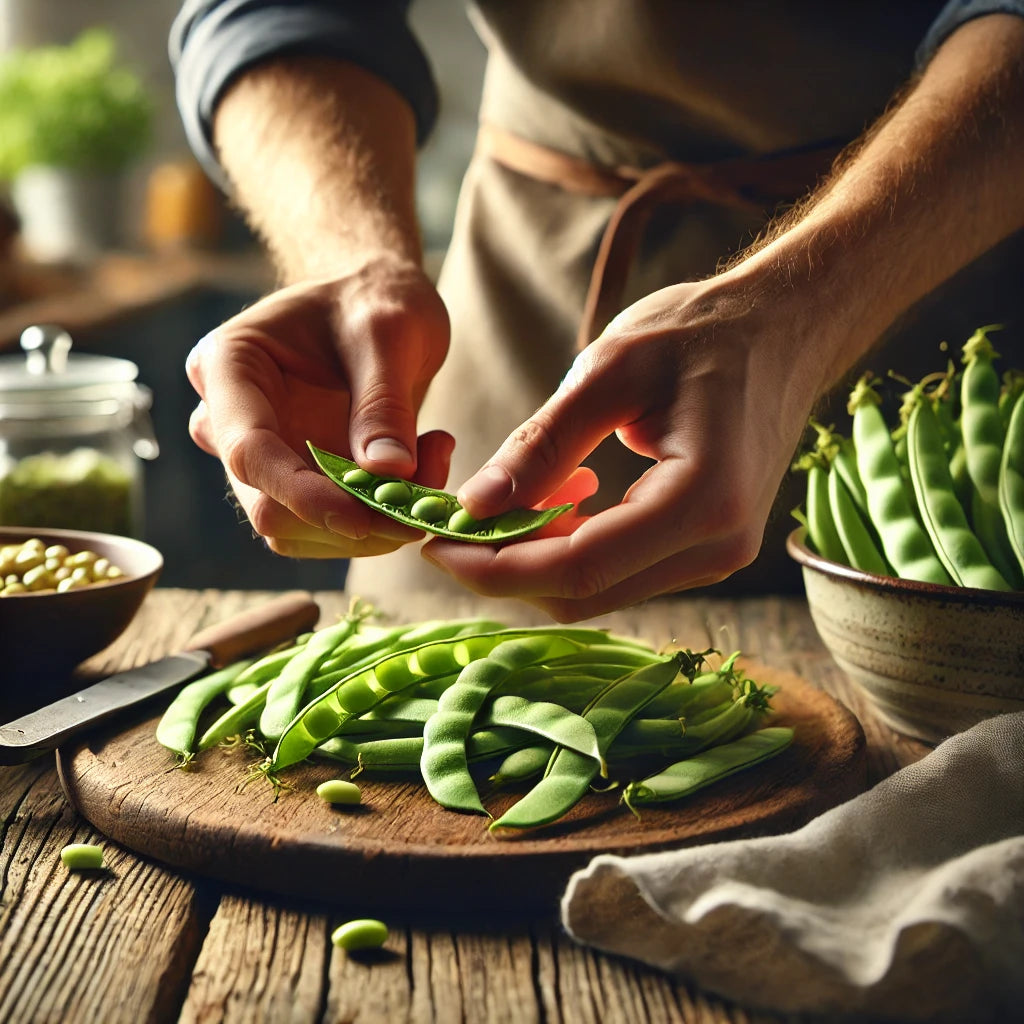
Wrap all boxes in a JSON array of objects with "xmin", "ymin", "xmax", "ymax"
[{"xmin": 185, "ymin": 591, "xmax": 321, "ymax": 667}]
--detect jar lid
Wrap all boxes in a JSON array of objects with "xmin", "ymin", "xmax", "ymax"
[{"xmin": 0, "ymin": 325, "xmax": 142, "ymax": 417}]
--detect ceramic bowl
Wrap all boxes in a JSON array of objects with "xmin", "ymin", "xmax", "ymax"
[
  {"xmin": 786, "ymin": 527, "xmax": 1024, "ymax": 744},
  {"xmin": 0, "ymin": 526, "xmax": 163, "ymax": 685}
]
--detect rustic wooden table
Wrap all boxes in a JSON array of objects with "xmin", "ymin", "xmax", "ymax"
[{"xmin": 0, "ymin": 587, "xmax": 928, "ymax": 1024}]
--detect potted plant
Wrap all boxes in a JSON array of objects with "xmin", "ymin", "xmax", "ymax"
[{"xmin": 0, "ymin": 28, "xmax": 153, "ymax": 263}]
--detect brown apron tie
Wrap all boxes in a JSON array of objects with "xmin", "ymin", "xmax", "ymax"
[{"xmin": 476, "ymin": 123, "xmax": 845, "ymax": 349}]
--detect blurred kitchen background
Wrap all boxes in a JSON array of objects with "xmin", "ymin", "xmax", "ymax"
[{"xmin": 0, "ymin": 0, "xmax": 486, "ymax": 589}]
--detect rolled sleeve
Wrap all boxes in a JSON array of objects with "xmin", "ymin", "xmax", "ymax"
[
  {"xmin": 917, "ymin": 0, "xmax": 1024, "ymax": 65},
  {"xmin": 170, "ymin": 0, "xmax": 439, "ymax": 188}
]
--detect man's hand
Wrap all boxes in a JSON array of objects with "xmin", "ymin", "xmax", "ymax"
[
  {"xmin": 423, "ymin": 13, "xmax": 1024, "ymax": 619},
  {"xmin": 421, "ymin": 274, "xmax": 819, "ymax": 618},
  {"xmin": 186, "ymin": 257, "xmax": 453, "ymax": 559},
  {"xmin": 186, "ymin": 55, "xmax": 446, "ymax": 559}
]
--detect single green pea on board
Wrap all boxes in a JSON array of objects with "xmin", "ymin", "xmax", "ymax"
[
  {"xmin": 154, "ymin": 607, "xmax": 794, "ymax": 833},
  {"xmin": 793, "ymin": 325, "xmax": 1024, "ymax": 593},
  {"xmin": 306, "ymin": 442, "xmax": 573, "ymax": 543}
]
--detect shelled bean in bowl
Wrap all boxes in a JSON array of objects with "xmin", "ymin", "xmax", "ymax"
[
  {"xmin": 0, "ymin": 526, "xmax": 162, "ymax": 685},
  {"xmin": 787, "ymin": 326, "xmax": 1024, "ymax": 743}
]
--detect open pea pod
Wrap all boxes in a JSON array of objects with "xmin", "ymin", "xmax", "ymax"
[{"xmin": 307, "ymin": 442, "xmax": 573, "ymax": 543}]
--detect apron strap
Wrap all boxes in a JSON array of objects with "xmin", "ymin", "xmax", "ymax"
[{"xmin": 476, "ymin": 123, "xmax": 846, "ymax": 349}]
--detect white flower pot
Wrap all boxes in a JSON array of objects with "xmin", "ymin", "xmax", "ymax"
[{"xmin": 10, "ymin": 166, "xmax": 123, "ymax": 264}]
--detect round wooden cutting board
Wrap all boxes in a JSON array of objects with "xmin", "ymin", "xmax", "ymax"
[{"xmin": 58, "ymin": 662, "xmax": 866, "ymax": 914}]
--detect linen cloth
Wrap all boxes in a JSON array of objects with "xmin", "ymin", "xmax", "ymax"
[{"xmin": 561, "ymin": 712, "xmax": 1024, "ymax": 1023}]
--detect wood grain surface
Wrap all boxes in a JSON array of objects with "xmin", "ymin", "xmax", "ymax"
[
  {"xmin": 1, "ymin": 588, "xmax": 931, "ymax": 1024},
  {"xmin": 58, "ymin": 661, "xmax": 865, "ymax": 914}
]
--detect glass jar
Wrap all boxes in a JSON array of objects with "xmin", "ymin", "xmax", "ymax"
[{"xmin": 0, "ymin": 325, "xmax": 158, "ymax": 538}]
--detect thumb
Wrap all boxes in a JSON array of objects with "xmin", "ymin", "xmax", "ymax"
[
  {"xmin": 345, "ymin": 302, "xmax": 448, "ymax": 477},
  {"xmin": 457, "ymin": 349, "xmax": 642, "ymax": 518}
]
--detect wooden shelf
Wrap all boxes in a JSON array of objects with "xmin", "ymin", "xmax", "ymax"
[{"xmin": 0, "ymin": 250, "xmax": 274, "ymax": 349}]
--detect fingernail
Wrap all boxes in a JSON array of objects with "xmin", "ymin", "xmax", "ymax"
[
  {"xmin": 186, "ymin": 331, "xmax": 215, "ymax": 369},
  {"xmin": 460, "ymin": 464, "xmax": 513, "ymax": 509},
  {"xmin": 325, "ymin": 512, "xmax": 366, "ymax": 540},
  {"xmin": 365, "ymin": 438, "xmax": 413, "ymax": 463}
]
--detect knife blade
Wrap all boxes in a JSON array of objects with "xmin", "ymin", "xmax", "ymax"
[{"xmin": 0, "ymin": 590, "xmax": 320, "ymax": 764}]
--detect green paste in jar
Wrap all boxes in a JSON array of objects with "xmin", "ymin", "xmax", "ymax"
[{"xmin": 0, "ymin": 448, "xmax": 134, "ymax": 535}]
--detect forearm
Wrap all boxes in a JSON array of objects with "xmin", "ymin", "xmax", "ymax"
[
  {"xmin": 213, "ymin": 55, "xmax": 423, "ymax": 282},
  {"xmin": 734, "ymin": 13, "xmax": 1024, "ymax": 395}
]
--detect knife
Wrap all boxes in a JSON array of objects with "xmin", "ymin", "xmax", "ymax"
[{"xmin": 0, "ymin": 591, "xmax": 320, "ymax": 765}]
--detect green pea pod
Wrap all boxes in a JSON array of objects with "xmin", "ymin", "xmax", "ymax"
[
  {"xmin": 308, "ymin": 442, "xmax": 572, "ymax": 543},
  {"xmin": 421, "ymin": 634, "xmax": 587, "ymax": 815},
  {"xmin": 849, "ymin": 375, "xmax": 951, "ymax": 584},
  {"xmin": 231, "ymin": 633, "xmax": 313, "ymax": 689},
  {"xmin": 998, "ymin": 390, "xmax": 1024, "ymax": 576},
  {"xmin": 1000, "ymin": 369, "xmax": 1024, "ymax": 430},
  {"xmin": 156, "ymin": 656, "xmax": 256, "ymax": 761},
  {"xmin": 198, "ymin": 626, "xmax": 422, "ymax": 752},
  {"xmin": 259, "ymin": 614, "xmax": 363, "ymax": 743},
  {"xmin": 316, "ymin": 727, "xmax": 526, "ymax": 773},
  {"xmin": 827, "ymin": 463, "xmax": 890, "ymax": 576},
  {"xmin": 947, "ymin": 440, "xmax": 975, "ymax": 516},
  {"xmin": 197, "ymin": 677, "xmax": 273, "ymax": 750},
  {"xmin": 832, "ymin": 437, "xmax": 871, "ymax": 522},
  {"xmin": 804, "ymin": 456, "xmax": 847, "ymax": 564},
  {"xmin": 480, "ymin": 695, "xmax": 600, "ymax": 762},
  {"xmin": 907, "ymin": 400, "xmax": 1011, "ymax": 591},
  {"xmin": 638, "ymin": 650, "xmax": 737, "ymax": 720},
  {"xmin": 489, "ymin": 743, "xmax": 552, "ymax": 786},
  {"xmin": 959, "ymin": 327, "xmax": 1023, "ymax": 587},
  {"xmin": 271, "ymin": 626, "xmax": 616, "ymax": 772},
  {"xmin": 621, "ymin": 727, "xmax": 795, "ymax": 812},
  {"xmin": 489, "ymin": 652, "xmax": 685, "ymax": 832}
]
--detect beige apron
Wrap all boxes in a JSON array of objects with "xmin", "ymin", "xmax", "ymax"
[{"xmin": 345, "ymin": 0, "xmax": 947, "ymax": 602}]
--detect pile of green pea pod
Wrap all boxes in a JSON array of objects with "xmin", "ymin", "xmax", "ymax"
[
  {"xmin": 794, "ymin": 325, "xmax": 1024, "ymax": 591},
  {"xmin": 155, "ymin": 606, "xmax": 794, "ymax": 831}
]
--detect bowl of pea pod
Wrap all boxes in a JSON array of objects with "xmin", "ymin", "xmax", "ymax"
[
  {"xmin": 787, "ymin": 326, "xmax": 1024, "ymax": 744},
  {"xmin": 0, "ymin": 525, "xmax": 162, "ymax": 689}
]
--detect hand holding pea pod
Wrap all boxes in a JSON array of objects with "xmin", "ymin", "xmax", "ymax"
[
  {"xmin": 184, "ymin": 260, "xmax": 454, "ymax": 561},
  {"xmin": 421, "ymin": 279, "xmax": 819, "ymax": 621},
  {"xmin": 308, "ymin": 444, "xmax": 573, "ymax": 543}
]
